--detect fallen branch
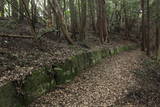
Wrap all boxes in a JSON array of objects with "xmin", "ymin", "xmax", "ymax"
[{"xmin": 0, "ymin": 34, "xmax": 34, "ymax": 39}]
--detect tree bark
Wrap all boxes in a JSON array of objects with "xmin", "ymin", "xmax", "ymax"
[
  {"xmin": 11, "ymin": 0, "xmax": 18, "ymax": 18},
  {"xmin": 19, "ymin": 0, "xmax": 25, "ymax": 20},
  {"xmin": 79, "ymin": 0, "xmax": 87, "ymax": 41},
  {"xmin": 88, "ymin": 0, "xmax": 96, "ymax": 31},
  {"xmin": 0, "ymin": 0, "xmax": 5, "ymax": 17},
  {"xmin": 123, "ymin": 0, "xmax": 129, "ymax": 40},
  {"xmin": 155, "ymin": 0, "xmax": 160, "ymax": 59},
  {"xmin": 146, "ymin": 0, "xmax": 150, "ymax": 56},
  {"xmin": 141, "ymin": 0, "xmax": 145, "ymax": 51},
  {"xmin": 49, "ymin": 0, "xmax": 74, "ymax": 44},
  {"xmin": 31, "ymin": 0, "xmax": 37, "ymax": 23},
  {"xmin": 96, "ymin": 0, "xmax": 109, "ymax": 43},
  {"xmin": 69, "ymin": 0, "xmax": 79, "ymax": 40}
]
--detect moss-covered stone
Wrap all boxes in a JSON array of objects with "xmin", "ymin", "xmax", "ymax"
[
  {"xmin": 123, "ymin": 45, "xmax": 130, "ymax": 51},
  {"xmin": 73, "ymin": 55, "xmax": 82, "ymax": 72},
  {"xmin": 113, "ymin": 47, "xmax": 119, "ymax": 54},
  {"xmin": 71, "ymin": 56, "xmax": 79, "ymax": 74},
  {"xmin": 104, "ymin": 49, "xmax": 110, "ymax": 57},
  {"xmin": 54, "ymin": 66, "xmax": 65, "ymax": 84},
  {"xmin": 109, "ymin": 48, "xmax": 116, "ymax": 56},
  {"xmin": 0, "ymin": 44, "xmax": 138, "ymax": 107},
  {"xmin": 22, "ymin": 68, "xmax": 56, "ymax": 104},
  {"xmin": 100, "ymin": 49, "xmax": 108, "ymax": 58},
  {"xmin": 53, "ymin": 44, "xmax": 135, "ymax": 96},
  {"xmin": 0, "ymin": 82, "xmax": 23, "ymax": 107},
  {"xmin": 115, "ymin": 46, "xmax": 120, "ymax": 54},
  {"xmin": 54, "ymin": 58, "xmax": 77, "ymax": 84}
]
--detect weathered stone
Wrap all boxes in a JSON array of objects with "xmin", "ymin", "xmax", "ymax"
[
  {"xmin": 109, "ymin": 48, "xmax": 115, "ymax": 56},
  {"xmin": 22, "ymin": 68, "xmax": 56, "ymax": 104},
  {"xmin": 54, "ymin": 66, "xmax": 65, "ymax": 84},
  {"xmin": 0, "ymin": 82, "xmax": 23, "ymax": 107},
  {"xmin": 0, "ymin": 44, "xmax": 138, "ymax": 106}
]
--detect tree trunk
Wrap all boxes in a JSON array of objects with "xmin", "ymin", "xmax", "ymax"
[
  {"xmin": 19, "ymin": 0, "xmax": 29, "ymax": 20},
  {"xmin": 96, "ymin": 0, "xmax": 109, "ymax": 43},
  {"xmin": 123, "ymin": 0, "xmax": 129, "ymax": 40},
  {"xmin": 63, "ymin": 0, "xmax": 66, "ymax": 16},
  {"xmin": 19, "ymin": 0, "xmax": 24, "ymax": 20},
  {"xmin": 31, "ymin": 0, "xmax": 37, "ymax": 23},
  {"xmin": 8, "ymin": 2, "xmax": 11, "ymax": 17},
  {"xmin": 155, "ymin": 0, "xmax": 160, "ymax": 59},
  {"xmin": 47, "ymin": 0, "xmax": 53, "ymax": 27},
  {"xmin": 146, "ymin": 0, "xmax": 150, "ymax": 56},
  {"xmin": 11, "ymin": 0, "xmax": 18, "ymax": 18},
  {"xmin": 88, "ymin": 0, "xmax": 96, "ymax": 31},
  {"xmin": 79, "ymin": 0, "xmax": 87, "ymax": 41},
  {"xmin": 0, "ymin": 0, "xmax": 5, "ymax": 17},
  {"xmin": 49, "ymin": 0, "xmax": 74, "ymax": 44},
  {"xmin": 69, "ymin": 0, "xmax": 78, "ymax": 40},
  {"xmin": 141, "ymin": 0, "xmax": 145, "ymax": 51}
]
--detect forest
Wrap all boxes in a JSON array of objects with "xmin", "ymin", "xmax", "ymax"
[{"xmin": 0, "ymin": 0, "xmax": 160, "ymax": 107}]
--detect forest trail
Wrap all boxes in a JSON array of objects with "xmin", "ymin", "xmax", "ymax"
[{"xmin": 30, "ymin": 49, "xmax": 160, "ymax": 107}]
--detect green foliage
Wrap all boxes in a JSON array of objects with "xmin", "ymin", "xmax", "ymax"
[{"xmin": 64, "ymin": 9, "xmax": 71, "ymax": 16}]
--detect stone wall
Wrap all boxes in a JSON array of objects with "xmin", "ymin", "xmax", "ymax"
[{"xmin": 0, "ymin": 44, "xmax": 137, "ymax": 107}]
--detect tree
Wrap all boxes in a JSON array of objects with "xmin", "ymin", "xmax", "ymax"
[
  {"xmin": 97, "ymin": 0, "xmax": 109, "ymax": 43},
  {"xmin": 0, "ymin": 0, "xmax": 5, "ymax": 17},
  {"xmin": 88, "ymin": 0, "xmax": 96, "ymax": 31},
  {"xmin": 146, "ymin": 0, "xmax": 150, "ymax": 56},
  {"xmin": 11, "ymin": 0, "xmax": 18, "ymax": 18},
  {"xmin": 19, "ymin": 0, "xmax": 25, "ymax": 20},
  {"xmin": 141, "ymin": 0, "xmax": 146, "ymax": 51},
  {"xmin": 69, "ymin": 0, "xmax": 79, "ymax": 40},
  {"xmin": 47, "ymin": 0, "xmax": 53, "ymax": 27},
  {"xmin": 49, "ymin": 0, "xmax": 74, "ymax": 44},
  {"xmin": 31, "ymin": 0, "xmax": 38, "ymax": 23},
  {"xmin": 123, "ymin": 0, "xmax": 129, "ymax": 40},
  {"xmin": 79, "ymin": 0, "xmax": 87, "ymax": 41},
  {"xmin": 155, "ymin": 0, "xmax": 160, "ymax": 59}
]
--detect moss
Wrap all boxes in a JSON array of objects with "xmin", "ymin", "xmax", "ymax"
[
  {"xmin": 54, "ymin": 48, "xmax": 112, "ymax": 84},
  {"xmin": 104, "ymin": 49, "xmax": 110, "ymax": 57},
  {"xmin": 123, "ymin": 45, "xmax": 130, "ymax": 51},
  {"xmin": 72, "ymin": 55, "xmax": 81, "ymax": 72},
  {"xmin": 86, "ymin": 52, "xmax": 92, "ymax": 66},
  {"xmin": 115, "ymin": 46, "xmax": 121, "ymax": 53},
  {"xmin": 128, "ymin": 44, "xmax": 138, "ymax": 50},
  {"xmin": 87, "ymin": 52, "xmax": 94, "ymax": 66},
  {"xmin": 0, "ymin": 82, "xmax": 23, "ymax": 107},
  {"xmin": 96, "ymin": 51, "xmax": 103, "ymax": 62},
  {"xmin": 113, "ymin": 47, "xmax": 118, "ymax": 54},
  {"xmin": 71, "ymin": 55, "xmax": 79, "ymax": 73},
  {"xmin": 109, "ymin": 48, "xmax": 115, "ymax": 56},
  {"xmin": 21, "ymin": 44, "xmax": 137, "ymax": 104},
  {"xmin": 22, "ymin": 68, "xmax": 56, "ymax": 104},
  {"xmin": 78, "ymin": 53, "xmax": 86, "ymax": 70},
  {"xmin": 54, "ymin": 59, "xmax": 76, "ymax": 84},
  {"xmin": 0, "ymin": 44, "xmax": 138, "ymax": 107},
  {"xmin": 91, "ymin": 51, "xmax": 97, "ymax": 64},
  {"xmin": 120, "ymin": 46, "xmax": 124, "ymax": 52},
  {"xmin": 101, "ymin": 49, "xmax": 107, "ymax": 58},
  {"xmin": 54, "ymin": 66, "xmax": 65, "ymax": 84}
]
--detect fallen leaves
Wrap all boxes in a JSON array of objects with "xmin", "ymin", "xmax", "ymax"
[{"xmin": 30, "ymin": 49, "xmax": 152, "ymax": 107}]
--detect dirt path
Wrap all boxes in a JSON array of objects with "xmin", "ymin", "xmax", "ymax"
[{"xmin": 30, "ymin": 49, "xmax": 160, "ymax": 107}]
